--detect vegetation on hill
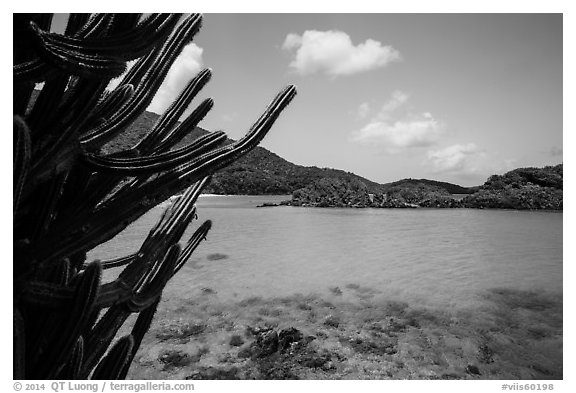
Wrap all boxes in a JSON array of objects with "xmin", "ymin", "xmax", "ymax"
[
  {"xmin": 207, "ymin": 149, "xmax": 385, "ymax": 195},
  {"xmin": 289, "ymin": 165, "xmax": 563, "ymax": 210},
  {"xmin": 461, "ymin": 165, "xmax": 563, "ymax": 210},
  {"xmin": 291, "ymin": 178, "xmax": 461, "ymax": 208},
  {"xmin": 382, "ymin": 178, "xmax": 472, "ymax": 194}
]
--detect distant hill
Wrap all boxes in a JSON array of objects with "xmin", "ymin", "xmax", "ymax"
[{"xmin": 382, "ymin": 178, "xmax": 472, "ymax": 194}]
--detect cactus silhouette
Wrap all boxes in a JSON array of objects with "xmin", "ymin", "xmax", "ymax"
[{"xmin": 13, "ymin": 13, "xmax": 296, "ymax": 379}]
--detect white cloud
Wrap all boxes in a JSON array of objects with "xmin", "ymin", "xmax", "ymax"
[
  {"xmin": 351, "ymin": 90, "xmax": 444, "ymax": 152},
  {"xmin": 354, "ymin": 116, "xmax": 443, "ymax": 150},
  {"xmin": 357, "ymin": 102, "xmax": 371, "ymax": 119},
  {"xmin": 425, "ymin": 144, "xmax": 519, "ymax": 183},
  {"xmin": 147, "ymin": 43, "xmax": 204, "ymax": 114},
  {"xmin": 379, "ymin": 90, "xmax": 409, "ymax": 115},
  {"xmin": 426, "ymin": 143, "xmax": 484, "ymax": 174},
  {"xmin": 282, "ymin": 30, "xmax": 400, "ymax": 76}
]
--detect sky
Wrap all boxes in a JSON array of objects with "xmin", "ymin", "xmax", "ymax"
[{"xmin": 51, "ymin": 13, "xmax": 563, "ymax": 187}]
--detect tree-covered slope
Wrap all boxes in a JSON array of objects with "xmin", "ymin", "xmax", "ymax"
[
  {"xmin": 461, "ymin": 165, "xmax": 563, "ymax": 210},
  {"xmin": 382, "ymin": 178, "xmax": 472, "ymax": 194}
]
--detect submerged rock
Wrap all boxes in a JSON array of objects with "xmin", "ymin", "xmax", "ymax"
[
  {"xmin": 323, "ymin": 315, "xmax": 340, "ymax": 328},
  {"xmin": 253, "ymin": 330, "xmax": 279, "ymax": 358},
  {"xmin": 186, "ymin": 366, "xmax": 240, "ymax": 380},
  {"xmin": 229, "ymin": 334, "xmax": 245, "ymax": 347},
  {"xmin": 466, "ymin": 364, "xmax": 481, "ymax": 375},
  {"xmin": 278, "ymin": 327, "xmax": 304, "ymax": 352}
]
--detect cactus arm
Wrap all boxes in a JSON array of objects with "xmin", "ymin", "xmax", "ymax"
[
  {"xmin": 85, "ymin": 83, "xmax": 135, "ymax": 129},
  {"xmin": 64, "ymin": 14, "xmax": 91, "ymax": 36},
  {"xmin": 174, "ymin": 220, "xmax": 212, "ymax": 275},
  {"xmin": 82, "ymin": 131, "xmax": 226, "ymax": 175},
  {"xmin": 155, "ymin": 98, "xmax": 215, "ymax": 153},
  {"xmin": 126, "ymin": 245, "xmax": 179, "ymax": 312},
  {"xmin": 74, "ymin": 14, "xmax": 114, "ymax": 39},
  {"xmin": 20, "ymin": 281, "xmax": 74, "ymax": 308},
  {"xmin": 14, "ymin": 59, "xmax": 54, "ymax": 84},
  {"xmin": 14, "ymin": 116, "xmax": 31, "ymax": 216},
  {"xmin": 117, "ymin": 298, "xmax": 160, "ymax": 379},
  {"xmin": 79, "ymin": 14, "xmax": 203, "ymax": 149},
  {"xmin": 56, "ymin": 336, "xmax": 84, "ymax": 379},
  {"xmin": 29, "ymin": 22, "xmax": 127, "ymax": 79},
  {"xmin": 81, "ymin": 307, "xmax": 131, "ymax": 378},
  {"xmin": 133, "ymin": 68, "xmax": 212, "ymax": 154},
  {"xmin": 13, "ymin": 307, "xmax": 26, "ymax": 379},
  {"xmin": 95, "ymin": 179, "xmax": 207, "ymax": 308},
  {"xmin": 98, "ymin": 253, "xmax": 137, "ymax": 270},
  {"xmin": 91, "ymin": 335, "xmax": 134, "ymax": 380},
  {"xmin": 41, "ymin": 14, "xmax": 180, "ymax": 60}
]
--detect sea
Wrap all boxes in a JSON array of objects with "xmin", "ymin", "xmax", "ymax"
[{"xmin": 88, "ymin": 195, "xmax": 563, "ymax": 312}]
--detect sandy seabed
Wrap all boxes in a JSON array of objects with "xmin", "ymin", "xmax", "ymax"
[{"xmin": 124, "ymin": 283, "xmax": 562, "ymax": 380}]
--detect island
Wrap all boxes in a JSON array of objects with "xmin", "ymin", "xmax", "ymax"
[{"xmin": 286, "ymin": 165, "xmax": 562, "ymax": 210}]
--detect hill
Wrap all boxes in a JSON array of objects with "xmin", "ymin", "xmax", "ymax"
[
  {"xmin": 461, "ymin": 165, "xmax": 562, "ymax": 210},
  {"xmin": 106, "ymin": 110, "xmax": 390, "ymax": 195},
  {"xmin": 382, "ymin": 178, "xmax": 472, "ymax": 194}
]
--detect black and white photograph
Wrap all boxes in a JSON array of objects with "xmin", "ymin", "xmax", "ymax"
[{"xmin": 10, "ymin": 2, "xmax": 569, "ymax": 390}]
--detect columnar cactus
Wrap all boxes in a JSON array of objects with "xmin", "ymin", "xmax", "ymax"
[{"xmin": 13, "ymin": 13, "xmax": 296, "ymax": 379}]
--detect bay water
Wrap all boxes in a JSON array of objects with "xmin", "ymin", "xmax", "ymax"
[{"xmin": 89, "ymin": 195, "xmax": 562, "ymax": 312}]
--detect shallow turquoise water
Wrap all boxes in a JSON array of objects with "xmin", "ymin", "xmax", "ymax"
[{"xmin": 89, "ymin": 195, "xmax": 562, "ymax": 310}]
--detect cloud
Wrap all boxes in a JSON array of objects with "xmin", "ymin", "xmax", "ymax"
[
  {"xmin": 351, "ymin": 90, "xmax": 444, "ymax": 152},
  {"xmin": 357, "ymin": 102, "xmax": 371, "ymax": 119},
  {"xmin": 282, "ymin": 30, "xmax": 401, "ymax": 76},
  {"xmin": 379, "ymin": 90, "xmax": 409, "ymax": 115},
  {"xmin": 426, "ymin": 144, "xmax": 484, "ymax": 174},
  {"xmin": 147, "ymin": 43, "xmax": 204, "ymax": 114},
  {"xmin": 425, "ymin": 144, "xmax": 520, "ymax": 184}
]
